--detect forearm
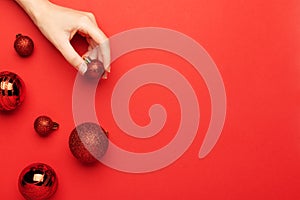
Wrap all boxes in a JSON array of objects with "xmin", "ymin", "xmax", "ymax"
[{"xmin": 15, "ymin": 0, "xmax": 50, "ymax": 25}]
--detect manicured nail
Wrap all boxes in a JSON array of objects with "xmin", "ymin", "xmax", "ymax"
[
  {"xmin": 102, "ymin": 72, "xmax": 108, "ymax": 79},
  {"xmin": 107, "ymin": 66, "xmax": 111, "ymax": 73},
  {"xmin": 77, "ymin": 62, "xmax": 87, "ymax": 75}
]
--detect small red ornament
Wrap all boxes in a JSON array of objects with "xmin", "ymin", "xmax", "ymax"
[
  {"xmin": 83, "ymin": 56, "xmax": 105, "ymax": 79},
  {"xmin": 34, "ymin": 116, "xmax": 59, "ymax": 137},
  {"xmin": 14, "ymin": 34, "xmax": 34, "ymax": 57},
  {"xmin": 0, "ymin": 71, "xmax": 25, "ymax": 111},
  {"xmin": 18, "ymin": 163, "xmax": 58, "ymax": 200},
  {"xmin": 69, "ymin": 122, "xmax": 109, "ymax": 164}
]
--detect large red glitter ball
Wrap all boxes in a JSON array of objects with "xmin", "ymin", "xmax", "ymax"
[
  {"xmin": 0, "ymin": 71, "xmax": 25, "ymax": 111},
  {"xmin": 18, "ymin": 163, "xmax": 58, "ymax": 200},
  {"xmin": 69, "ymin": 122, "xmax": 109, "ymax": 164}
]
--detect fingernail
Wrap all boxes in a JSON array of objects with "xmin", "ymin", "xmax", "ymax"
[
  {"xmin": 77, "ymin": 62, "xmax": 87, "ymax": 75},
  {"xmin": 102, "ymin": 72, "xmax": 108, "ymax": 79},
  {"xmin": 107, "ymin": 66, "xmax": 111, "ymax": 73}
]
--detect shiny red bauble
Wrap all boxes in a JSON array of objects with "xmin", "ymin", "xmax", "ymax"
[
  {"xmin": 14, "ymin": 34, "xmax": 34, "ymax": 57},
  {"xmin": 0, "ymin": 71, "xmax": 25, "ymax": 111},
  {"xmin": 69, "ymin": 122, "xmax": 109, "ymax": 164},
  {"xmin": 18, "ymin": 163, "xmax": 58, "ymax": 200},
  {"xmin": 34, "ymin": 116, "xmax": 59, "ymax": 137}
]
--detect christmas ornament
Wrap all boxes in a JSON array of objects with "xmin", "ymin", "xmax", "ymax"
[
  {"xmin": 34, "ymin": 116, "xmax": 59, "ymax": 137},
  {"xmin": 18, "ymin": 163, "xmax": 58, "ymax": 200},
  {"xmin": 14, "ymin": 34, "xmax": 34, "ymax": 57},
  {"xmin": 0, "ymin": 71, "xmax": 25, "ymax": 111},
  {"xmin": 69, "ymin": 122, "xmax": 109, "ymax": 164},
  {"xmin": 83, "ymin": 56, "xmax": 105, "ymax": 79}
]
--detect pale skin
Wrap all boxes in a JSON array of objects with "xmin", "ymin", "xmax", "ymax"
[{"xmin": 15, "ymin": 0, "xmax": 111, "ymax": 78}]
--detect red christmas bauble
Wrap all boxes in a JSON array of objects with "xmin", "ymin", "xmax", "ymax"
[
  {"xmin": 69, "ymin": 122, "xmax": 109, "ymax": 164},
  {"xmin": 34, "ymin": 116, "xmax": 59, "ymax": 137},
  {"xmin": 14, "ymin": 34, "xmax": 34, "ymax": 57},
  {"xmin": 83, "ymin": 56, "xmax": 105, "ymax": 79},
  {"xmin": 18, "ymin": 163, "xmax": 58, "ymax": 200},
  {"xmin": 0, "ymin": 71, "xmax": 25, "ymax": 111}
]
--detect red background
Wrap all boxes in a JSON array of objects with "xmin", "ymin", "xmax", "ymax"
[{"xmin": 1, "ymin": 0, "xmax": 300, "ymax": 199}]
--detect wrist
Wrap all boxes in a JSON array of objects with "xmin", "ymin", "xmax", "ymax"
[{"xmin": 15, "ymin": 0, "xmax": 51, "ymax": 24}]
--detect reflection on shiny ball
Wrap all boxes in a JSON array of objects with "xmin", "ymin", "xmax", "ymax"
[
  {"xmin": 18, "ymin": 163, "xmax": 58, "ymax": 200},
  {"xmin": 0, "ymin": 71, "xmax": 25, "ymax": 111}
]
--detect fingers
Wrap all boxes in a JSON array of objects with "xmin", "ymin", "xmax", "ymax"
[
  {"xmin": 82, "ymin": 46, "xmax": 108, "ymax": 79},
  {"xmin": 84, "ymin": 12, "xmax": 97, "ymax": 25},
  {"xmin": 57, "ymin": 40, "xmax": 87, "ymax": 74},
  {"xmin": 82, "ymin": 46, "xmax": 99, "ymax": 61},
  {"xmin": 56, "ymin": 12, "xmax": 111, "ymax": 77},
  {"xmin": 86, "ymin": 37, "xmax": 98, "ymax": 49},
  {"xmin": 99, "ymin": 40, "xmax": 111, "ymax": 72},
  {"xmin": 79, "ymin": 19, "xmax": 111, "ymax": 72}
]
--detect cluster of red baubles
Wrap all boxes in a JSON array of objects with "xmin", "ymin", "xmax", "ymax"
[{"xmin": 1, "ymin": 34, "xmax": 109, "ymax": 200}]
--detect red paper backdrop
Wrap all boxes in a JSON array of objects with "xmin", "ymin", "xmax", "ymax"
[{"xmin": 0, "ymin": 0, "xmax": 300, "ymax": 199}]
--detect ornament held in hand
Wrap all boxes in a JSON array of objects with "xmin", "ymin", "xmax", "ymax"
[{"xmin": 83, "ymin": 56, "xmax": 105, "ymax": 79}]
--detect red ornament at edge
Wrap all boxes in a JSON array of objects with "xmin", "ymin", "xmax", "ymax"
[{"xmin": 0, "ymin": 71, "xmax": 25, "ymax": 111}]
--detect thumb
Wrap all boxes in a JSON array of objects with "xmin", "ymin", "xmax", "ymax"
[{"xmin": 57, "ymin": 40, "xmax": 87, "ymax": 74}]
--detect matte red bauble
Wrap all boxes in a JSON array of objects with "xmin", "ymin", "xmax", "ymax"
[
  {"xmin": 69, "ymin": 122, "xmax": 109, "ymax": 164},
  {"xmin": 0, "ymin": 71, "xmax": 25, "ymax": 111},
  {"xmin": 18, "ymin": 163, "xmax": 58, "ymax": 200}
]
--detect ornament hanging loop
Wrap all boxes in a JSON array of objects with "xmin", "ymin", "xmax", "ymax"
[{"xmin": 83, "ymin": 56, "xmax": 92, "ymax": 64}]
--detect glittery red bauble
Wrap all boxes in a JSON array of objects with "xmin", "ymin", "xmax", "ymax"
[
  {"xmin": 14, "ymin": 34, "xmax": 34, "ymax": 57},
  {"xmin": 34, "ymin": 116, "xmax": 59, "ymax": 137},
  {"xmin": 18, "ymin": 163, "xmax": 58, "ymax": 200},
  {"xmin": 0, "ymin": 71, "xmax": 25, "ymax": 111},
  {"xmin": 69, "ymin": 122, "xmax": 109, "ymax": 164}
]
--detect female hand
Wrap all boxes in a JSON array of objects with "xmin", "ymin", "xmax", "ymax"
[{"xmin": 15, "ymin": 0, "xmax": 110, "ymax": 77}]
